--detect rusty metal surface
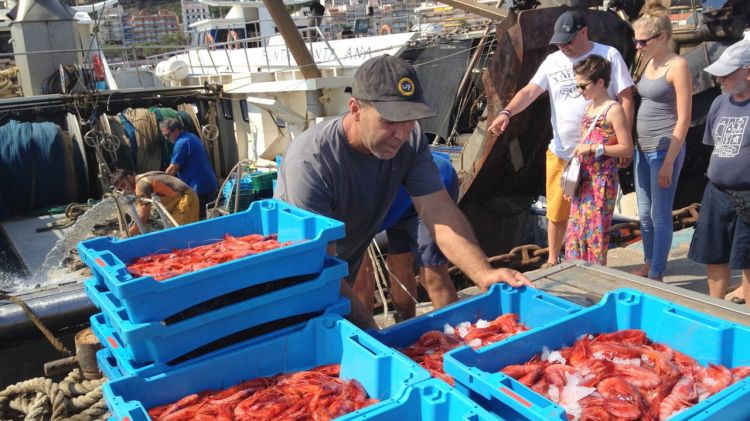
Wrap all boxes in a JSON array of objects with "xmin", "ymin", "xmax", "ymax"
[{"xmin": 461, "ymin": 7, "xmax": 635, "ymax": 204}]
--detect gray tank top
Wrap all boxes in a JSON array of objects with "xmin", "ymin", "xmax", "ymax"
[{"xmin": 636, "ymin": 72, "xmax": 676, "ymax": 152}]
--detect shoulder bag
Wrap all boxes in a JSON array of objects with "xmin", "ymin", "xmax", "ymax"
[{"xmin": 560, "ymin": 102, "xmax": 612, "ymax": 197}]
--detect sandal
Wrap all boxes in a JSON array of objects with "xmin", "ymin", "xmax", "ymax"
[
  {"xmin": 730, "ymin": 296, "xmax": 746, "ymax": 305},
  {"xmin": 631, "ymin": 265, "xmax": 650, "ymax": 277}
]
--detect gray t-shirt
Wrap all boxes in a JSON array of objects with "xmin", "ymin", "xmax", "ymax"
[
  {"xmin": 703, "ymin": 94, "xmax": 750, "ymax": 190},
  {"xmin": 274, "ymin": 115, "xmax": 444, "ymax": 277}
]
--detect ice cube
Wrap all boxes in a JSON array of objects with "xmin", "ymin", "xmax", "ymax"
[
  {"xmin": 469, "ymin": 338, "xmax": 482, "ymax": 348},
  {"xmin": 443, "ymin": 323, "xmax": 455, "ymax": 335},
  {"xmin": 475, "ymin": 319, "xmax": 490, "ymax": 329}
]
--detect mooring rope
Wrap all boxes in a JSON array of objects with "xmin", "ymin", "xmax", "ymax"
[{"xmin": 0, "ymin": 370, "xmax": 108, "ymax": 421}]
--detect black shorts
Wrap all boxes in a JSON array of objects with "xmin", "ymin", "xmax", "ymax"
[{"xmin": 688, "ymin": 182, "xmax": 750, "ymax": 269}]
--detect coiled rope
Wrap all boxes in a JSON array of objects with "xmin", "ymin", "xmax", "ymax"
[{"xmin": 0, "ymin": 369, "xmax": 108, "ymax": 421}]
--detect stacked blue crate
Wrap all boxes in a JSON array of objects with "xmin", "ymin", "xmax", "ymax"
[
  {"xmin": 443, "ymin": 288, "xmax": 750, "ymax": 421},
  {"xmin": 80, "ymin": 199, "xmax": 349, "ymax": 379}
]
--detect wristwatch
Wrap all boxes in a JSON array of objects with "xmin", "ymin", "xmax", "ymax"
[{"xmin": 595, "ymin": 144, "xmax": 604, "ymax": 158}]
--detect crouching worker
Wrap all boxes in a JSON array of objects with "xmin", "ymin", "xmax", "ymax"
[{"xmin": 111, "ymin": 169, "xmax": 199, "ymax": 236}]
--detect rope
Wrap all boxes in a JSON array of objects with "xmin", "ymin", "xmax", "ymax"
[
  {"xmin": 0, "ymin": 370, "xmax": 108, "ymax": 421},
  {"xmin": 0, "ymin": 293, "xmax": 72, "ymax": 356},
  {"xmin": 366, "ymin": 244, "xmax": 390, "ymax": 320}
]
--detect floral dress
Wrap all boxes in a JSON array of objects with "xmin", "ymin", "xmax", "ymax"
[{"xmin": 565, "ymin": 103, "xmax": 620, "ymax": 265}]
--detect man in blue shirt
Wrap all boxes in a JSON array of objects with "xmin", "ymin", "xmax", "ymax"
[{"xmin": 162, "ymin": 118, "xmax": 218, "ymax": 218}]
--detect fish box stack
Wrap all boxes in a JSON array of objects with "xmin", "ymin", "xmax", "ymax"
[
  {"xmin": 79, "ymin": 199, "xmax": 350, "ymax": 379},
  {"xmin": 221, "ymin": 170, "xmax": 277, "ymax": 211},
  {"xmin": 443, "ymin": 289, "xmax": 750, "ymax": 421}
]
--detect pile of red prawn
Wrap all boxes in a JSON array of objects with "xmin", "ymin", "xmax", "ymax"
[
  {"xmin": 499, "ymin": 329, "xmax": 750, "ymax": 420},
  {"xmin": 148, "ymin": 364, "xmax": 377, "ymax": 421},
  {"xmin": 128, "ymin": 234, "xmax": 291, "ymax": 281},
  {"xmin": 402, "ymin": 313, "xmax": 529, "ymax": 385}
]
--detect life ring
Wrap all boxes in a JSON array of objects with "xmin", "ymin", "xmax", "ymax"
[
  {"xmin": 227, "ymin": 30, "xmax": 240, "ymax": 50},
  {"xmin": 379, "ymin": 24, "xmax": 392, "ymax": 36},
  {"xmin": 91, "ymin": 54, "xmax": 105, "ymax": 81}
]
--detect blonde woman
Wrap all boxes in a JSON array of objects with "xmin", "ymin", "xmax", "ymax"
[{"xmin": 632, "ymin": 4, "xmax": 692, "ymax": 281}]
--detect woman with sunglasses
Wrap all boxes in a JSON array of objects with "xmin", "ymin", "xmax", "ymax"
[
  {"xmin": 632, "ymin": 4, "xmax": 692, "ymax": 281},
  {"xmin": 565, "ymin": 55, "xmax": 633, "ymax": 265}
]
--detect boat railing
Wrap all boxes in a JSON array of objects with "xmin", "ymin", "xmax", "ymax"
[{"xmin": 116, "ymin": 27, "xmax": 344, "ymax": 76}]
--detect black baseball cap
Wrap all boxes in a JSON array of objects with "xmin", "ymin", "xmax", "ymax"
[
  {"xmin": 351, "ymin": 55, "xmax": 436, "ymax": 122},
  {"xmin": 549, "ymin": 10, "xmax": 586, "ymax": 45}
]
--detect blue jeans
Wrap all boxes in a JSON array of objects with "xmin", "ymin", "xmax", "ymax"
[{"xmin": 634, "ymin": 147, "xmax": 685, "ymax": 279}]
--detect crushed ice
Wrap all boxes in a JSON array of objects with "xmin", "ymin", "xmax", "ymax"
[
  {"xmin": 475, "ymin": 319, "xmax": 490, "ymax": 329},
  {"xmin": 443, "ymin": 323, "xmax": 455, "ymax": 335}
]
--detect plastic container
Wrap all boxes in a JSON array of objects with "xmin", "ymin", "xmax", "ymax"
[
  {"xmin": 369, "ymin": 284, "xmax": 581, "ymax": 352},
  {"xmin": 345, "ymin": 379, "xmax": 503, "ymax": 420},
  {"xmin": 683, "ymin": 383, "xmax": 750, "ymax": 421},
  {"xmin": 443, "ymin": 289, "xmax": 750, "ymax": 421},
  {"xmin": 103, "ymin": 315, "xmax": 432, "ymax": 421},
  {"xmin": 97, "ymin": 348, "xmax": 124, "ymax": 381},
  {"xmin": 87, "ymin": 257, "xmax": 348, "ymax": 367},
  {"xmin": 91, "ymin": 297, "xmax": 351, "ymax": 379},
  {"xmin": 78, "ymin": 199, "xmax": 344, "ymax": 323}
]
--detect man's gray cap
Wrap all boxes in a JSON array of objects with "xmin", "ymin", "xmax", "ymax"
[{"xmin": 704, "ymin": 40, "xmax": 750, "ymax": 77}]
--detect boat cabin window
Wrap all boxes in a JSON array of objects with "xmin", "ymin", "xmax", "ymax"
[
  {"xmin": 221, "ymin": 99, "xmax": 233, "ymax": 120},
  {"xmin": 239, "ymin": 100, "xmax": 249, "ymax": 122}
]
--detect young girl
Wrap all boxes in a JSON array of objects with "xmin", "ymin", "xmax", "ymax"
[
  {"xmin": 632, "ymin": 4, "xmax": 692, "ymax": 281},
  {"xmin": 565, "ymin": 55, "xmax": 634, "ymax": 265}
]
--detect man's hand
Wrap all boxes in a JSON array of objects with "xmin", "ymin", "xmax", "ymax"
[
  {"xmin": 488, "ymin": 113, "xmax": 510, "ymax": 136},
  {"xmin": 476, "ymin": 268, "xmax": 534, "ymax": 292}
]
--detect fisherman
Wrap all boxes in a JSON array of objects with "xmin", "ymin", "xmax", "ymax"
[
  {"xmin": 275, "ymin": 55, "xmax": 532, "ymax": 329},
  {"xmin": 353, "ymin": 152, "xmax": 460, "ymax": 321},
  {"xmin": 487, "ymin": 10, "xmax": 634, "ymax": 269},
  {"xmin": 687, "ymin": 40, "xmax": 750, "ymax": 307},
  {"xmin": 161, "ymin": 118, "xmax": 218, "ymax": 218},
  {"xmin": 111, "ymin": 169, "xmax": 199, "ymax": 236}
]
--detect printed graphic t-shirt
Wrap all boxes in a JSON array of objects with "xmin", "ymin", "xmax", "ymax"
[
  {"xmin": 703, "ymin": 94, "xmax": 750, "ymax": 190},
  {"xmin": 530, "ymin": 42, "xmax": 634, "ymax": 160}
]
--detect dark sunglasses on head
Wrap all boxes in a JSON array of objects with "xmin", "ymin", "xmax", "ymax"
[
  {"xmin": 633, "ymin": 32, "xmax": 662, "ymax": 47},
  {"xmin": 575, "ymin": 81, "xmax": 593, "ymax": 90}
]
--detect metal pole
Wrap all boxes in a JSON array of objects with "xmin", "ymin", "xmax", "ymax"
[{"xmin": 262, "ymin": 0, "xmax": 322, "ymax": 79}]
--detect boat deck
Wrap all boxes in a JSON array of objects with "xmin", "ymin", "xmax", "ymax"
[{"xmin": 0, "ymin": 213, "xmax": 70, "ymax": 277}]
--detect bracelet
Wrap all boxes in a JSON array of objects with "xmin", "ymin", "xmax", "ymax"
[{"xmin": 498, "ymin": 109, "xmax": 512, "ymax": 118}]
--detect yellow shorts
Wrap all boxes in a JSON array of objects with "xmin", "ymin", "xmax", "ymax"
[
  {"xmin": 545, "ymin": 149, "xmax": 570, "ymax": 223},
  {"xmin": 162, "ymin": 190, "xmax": 200, "ymax": 226}
]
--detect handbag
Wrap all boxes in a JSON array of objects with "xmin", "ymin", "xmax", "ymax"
[{"xmin": 559, "ymin": 102, "xmax": 613, "ymax": 197}]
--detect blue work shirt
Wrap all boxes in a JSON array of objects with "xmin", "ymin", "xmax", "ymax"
[
  {"xmin": 171, "ymin": 131, "xmax": 218, "ymax": 194},
  {"xmin": 380, "ymin": 151, "xmax": 457, "ymax": 230}
]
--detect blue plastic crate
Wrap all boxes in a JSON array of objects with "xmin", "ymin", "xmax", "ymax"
[
  {"xmin": 87, "ymin": 257, "xmax": 348, "ymax": 368},
  {"xmin": 443, "ymin": 288, "xmax": 750, "ymax": 421},
  {"xmin": 369, "ymin": 284, "xmax": 581, "ymax": 351},
  {"xmin": 98, "ymin": 348, "xmax": 124, "ymax": 381},
  {"xmin": 78, "ymin": 199, "xmax": 344, "ymax": 323},
  {"xmin": 103, "ymin": 315, "xmax": 432, "ymax": 421},
  {"xmin": 346, "ymin": 379, "xmax": 503, "ymax": 420},
  {"xmin": 684, "ymin": 383, "xmax": 750, "ymax": 421},
  {"xmin": 91, "ymin": 297, "xmax": 351, "ymax": 379}
]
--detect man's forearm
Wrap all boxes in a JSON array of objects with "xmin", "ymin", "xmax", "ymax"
[{"xmin": 434, "ymin": 218, "xmax": 493, "ymax": 282}]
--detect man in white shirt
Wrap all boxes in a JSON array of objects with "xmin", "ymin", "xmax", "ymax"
[{"xmin": 488, "ymin": 10, "xmax": 634, "ymax": 268}]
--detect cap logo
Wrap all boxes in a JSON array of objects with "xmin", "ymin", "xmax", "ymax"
[{"xmin": 398, "ymin": 77, "xmax": 415, "ymax": 96}]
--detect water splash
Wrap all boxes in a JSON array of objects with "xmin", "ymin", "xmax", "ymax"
[{"xmin": 1, "ymin": 197, "xmax": 123, "ymax": 293}]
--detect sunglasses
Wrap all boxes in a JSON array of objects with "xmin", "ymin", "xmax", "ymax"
[
  {"xmin": 633, "ymin": 32, "xmax": 662, "ymax": 47},
  {"xmin": 575, "ymin": 81, "xmax": 593, "ymax": 90}
]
